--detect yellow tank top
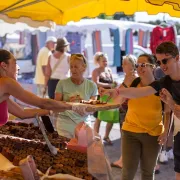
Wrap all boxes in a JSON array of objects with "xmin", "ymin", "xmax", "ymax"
[{"xmin": 122, "ymin": 84, "xmax": 164, "ymax": 136}]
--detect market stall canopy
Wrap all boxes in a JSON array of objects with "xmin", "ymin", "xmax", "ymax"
[
  {"xmin": 0, "ymin": 21, "xmax": 50, "ymax": 37},
  {"xmin": 56, "ymin": 19, "xmax": 156, "ymax": 33},
  {"xmin": 0, "ymin": 0, "xmax": 179, "ymax": 26}
]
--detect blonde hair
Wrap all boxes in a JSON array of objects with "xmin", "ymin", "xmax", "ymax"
[
  {"xmin": 94, "ymin": 52, "xmax": 108, "ymax": 65},
  {"xmin": 70, "ymin": 54, "xmax": 87, "ymax": 68},
  {"xmin": 123, "ymin": 54, "xmax": 137, "ymax": 70}
]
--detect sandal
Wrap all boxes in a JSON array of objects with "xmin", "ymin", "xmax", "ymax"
[
  {"xmin": 103, "ymin": 137, "xmax": 113, "ymax": 145},
  {"xmin": 111, "ymin": 162, "xmax": 122, "ymax": 169},
  {"xmin": 155, "ymin": 164, "xmax": 160, "ymax": 174}
]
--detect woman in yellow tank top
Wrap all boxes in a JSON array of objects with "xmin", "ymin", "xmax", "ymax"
[{"xmin": 110, "ymin": 54, "xmax": 169, "ymax": 180}]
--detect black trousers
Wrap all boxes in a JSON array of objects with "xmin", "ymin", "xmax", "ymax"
[{"xmin": 47, "ymin": 79, "xmax": 59, "ymax": 99}]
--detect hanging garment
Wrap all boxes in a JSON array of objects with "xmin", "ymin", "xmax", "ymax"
[
  {"xmin": 150, "ymin": 26, "xmax": 176, "ymax": 54},
  {"xmin": 138, "ymin": 30, "xmax": 144, "ymax": 47},
  {"xmin": 143, "ymin": 31, "xmax": 150, "ymax": 48},
  {"xmin": 125, "ymin": 29, "xmax": 133, "ymax": 54},
  {"xmin": 0, "ymin": 101, "xmax": 8, "ymax": 126},
  {"xmin": 110, "ymin": 28, "xmax": 121, "ymax": 67},
  {"xmin": 121, "ymin": 30, "xmax": 126, "ymax": 51},
  {"xmin": 92, "ymin": 31, "xmax": 102, "ymax": 54}
]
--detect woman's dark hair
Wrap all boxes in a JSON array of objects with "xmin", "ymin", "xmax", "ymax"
[
  {"xmin": 55, "ymin": 39, "xmax": 65, "ymax": 53},
  {"xmin": 56, "ymin": 46, "xmax": 65, "ymax": 53},
  {"xmin": 139, "ymin": 54, "xmax": 156, "ymax": 64},
  {"xmin": 0, "ymin": 49, "xmax": 12, "ymax": 64}
]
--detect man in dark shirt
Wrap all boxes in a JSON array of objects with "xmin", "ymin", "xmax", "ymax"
[{"xmin": 99, "ymin": 41, "xmax": 180, "ymax": 179}]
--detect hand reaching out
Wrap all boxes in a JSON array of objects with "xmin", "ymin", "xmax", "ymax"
[
  {"xmin": 160, "ymin": 88, "xmax": 175, "ymax": 110},
  {"xmin": 69, "ymin": 95, "xmax": 82, "ymax": 102},
  {"xmin": 174, "ymin": 104, "xmax": 180, "ymax": 119},
  {"xmin": 72, "ymin": 103, "xmax": 93, "ymax": 117},
  {"xmin": 158, "ymin": 132, "xmax": 168, "ymax": 145},
  {"xmin": 98, "ymin": 87, "xmax": 119, "ymax": 99}
]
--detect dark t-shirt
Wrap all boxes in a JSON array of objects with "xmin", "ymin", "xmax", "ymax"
[{"xmin": 150, "ymin": 75, "xmax": 180, "ymax": 105}]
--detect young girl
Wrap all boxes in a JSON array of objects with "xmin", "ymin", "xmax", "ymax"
[{"xmin": 92, "ymin": 52, "xmax": 118, "ymax": 144}]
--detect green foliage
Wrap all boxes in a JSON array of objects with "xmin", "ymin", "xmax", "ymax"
[{"xmin": 98, "ymin": 12, "xmax": 134, "ymax": 21}]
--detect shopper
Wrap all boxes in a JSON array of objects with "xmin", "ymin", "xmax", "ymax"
[
  {"xmin": 55, "ymin": 54, "xmax": 97, "ymax": 138},
  {"xmin": 34, "ymin": 36, "xmax": 57, "ymax": 97},
  {"xmin": 99, "ymin": 41, "xmax": 180, "ymax": 180},
  {"xmin": 111, "ymin": 54, "xmax": 137, "ymax": 168},
  {"xmin": 92, "ymin": 52, "xmax": 118, "ymax": 145},
  {"xmin": 45, "ymin": 37, "xmax": 70, "ymax": 99}
]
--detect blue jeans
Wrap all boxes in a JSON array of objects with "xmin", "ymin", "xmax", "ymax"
[{"xmin": 47, "ymin": 79, "xmax": 59, "ymax": 99}]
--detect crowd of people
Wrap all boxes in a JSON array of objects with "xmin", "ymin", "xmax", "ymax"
[{"xmin": 0, "ymin": 37, "xmax": 180, "ymax": 180}]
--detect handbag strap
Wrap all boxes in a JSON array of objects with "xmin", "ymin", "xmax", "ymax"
[{"xmin": 51, "ymin": 54, "xmax": 65, "ymax": 76}]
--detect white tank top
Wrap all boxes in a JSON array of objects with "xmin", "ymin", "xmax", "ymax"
[{"xmin": 50, "ymin": 52, "xmax": 70, "ymax": 80}]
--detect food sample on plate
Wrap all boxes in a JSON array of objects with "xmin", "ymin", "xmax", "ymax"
[{"xmin": 80, "ymin": 100, "xmax": 107, "ymax": 105}]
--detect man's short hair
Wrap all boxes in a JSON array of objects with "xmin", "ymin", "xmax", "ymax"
[{"xmin": 156, "ymin": 41, "xmax": 179, "ymax": 57}]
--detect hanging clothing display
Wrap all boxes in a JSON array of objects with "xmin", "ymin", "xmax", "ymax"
[
  {"xmin": 31, "ymin": 34, "xmax": 39, "ymax": 65},
  {"xmin": 121, "ymin": 30, "xmax": 126, "ymax": 51},
  {"xmin": 150, "ymin": 26, "xmax": 176, "ymax": 54},
  {"xmin": 143, "ymin": 31, "xmax": 150, "ymax": 48},
  {"xmin": 92, "ymin": 31, "xmax": 102, "ymax": 54},
  {"xmin": 110, "ymin": 28, "xmax": 121, "ymax": 67},
  {"xmin": 138, "ymin": 30, "xmax": 150, "ymax": 48},
  {"xmin": 66, "ymin": 32, "xmax": 82, "ymax": 53},
  {"xmin": 138, "ymin": 30, "xmax": 144, "ymax": 47},
  {"xmin": 125, "ymin": 29, "xmax": 133, "ymax": 55}
]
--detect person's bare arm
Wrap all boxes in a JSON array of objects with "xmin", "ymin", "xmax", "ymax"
[
  {"xmin": 44, "ymin": 56, "xmax": 52, "ymax": 86},
  {"xmin": 99, "ymin": 86, "xmax": 157, "ymax": 99},
  {"xmin": 112, "ymin": 84, "xmax": 126, "ymax": 104},
  {"xmin": 118, "ymin": 86, "xmax": 157, "ymax": 98},
  {"xmin": 2, "ymin": 77, "xmax": 72, "ymax": 111},
  {"xmin": 42, "ymin": 65, "xmax": 47, "ymax": 76},
  {"xmin": 92, "ymin": 69, "xmax": 112, "ymax": 88},
  {"xmin": 158, "ymin": 104, "xmax": 171, "ymax": 145},
  {"xmin": 55, "ymin": 93, "xmax": 63, "ymax": 101},
  {"xmin": 163, "ymin": 104, "xmax": 172, "ymax": 135},
  {"xmin": 7, "ymin": 99, "xmax": 49, "ymax": 119},
  {"xmin": 174, "ymin": 104, "xmax": 180, "ymax": 119},
  {"xmin": 160, "ymin": 88, "xmax": 175, "ymax": 110}
]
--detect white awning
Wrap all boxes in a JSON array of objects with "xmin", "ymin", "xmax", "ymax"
[{"xmin": 57, "ymin": 19, "xmax": 155, "ymax": 33}]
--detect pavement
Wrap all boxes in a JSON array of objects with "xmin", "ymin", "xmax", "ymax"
[{"xmin": 92, "ymin": 119, "xmax": 175, "ymax": 180}]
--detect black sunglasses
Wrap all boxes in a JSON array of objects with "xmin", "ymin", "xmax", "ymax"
[
  {"xmin": 156, "ymin": 56, "xmax": 174, "ymax": 66},
  {"xmin": 135, "ymin": 63, "xmax": 154, "ymax": 68},
  {"xmin": 71, "ymin": 53, "xmax": 86, "ymax": 64}
]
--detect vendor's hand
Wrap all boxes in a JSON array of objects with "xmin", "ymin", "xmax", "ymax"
[
  {"xmin": 174, "ymin": 104, "xmax": 180, "ymax": 119},
  {"xmin": 69, "ymin": 95, "xmax": 82, "ymax": 102},
  {"xmin": 42, "ymin": 86, "xmax": 47, "ymax": 98},
  {"xmin": 72, "ymin": 103, "xmax": 93, "ymax": 116},
  {"xmin": 112, "ymin": 81, "xmax": 118, "ymax": 88},
  {"xmin": 158, "ymin": 132, "xmax": 168, "ymax": 145},
  {"xmin": 160, "ymin": 88, "xmax": 175, "ymax": 110}
]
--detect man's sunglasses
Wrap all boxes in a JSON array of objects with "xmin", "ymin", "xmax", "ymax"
[
  {"xmin": 71, "ymin": 53, "xmax": 86, "ymax": 64},
  {"xmin": 156, "ymin": 56, "xmax": 174, "ymax": 66},
  {"xmin": 135, "ymin": 63, "xmax": 154, "ymax": 68}
]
